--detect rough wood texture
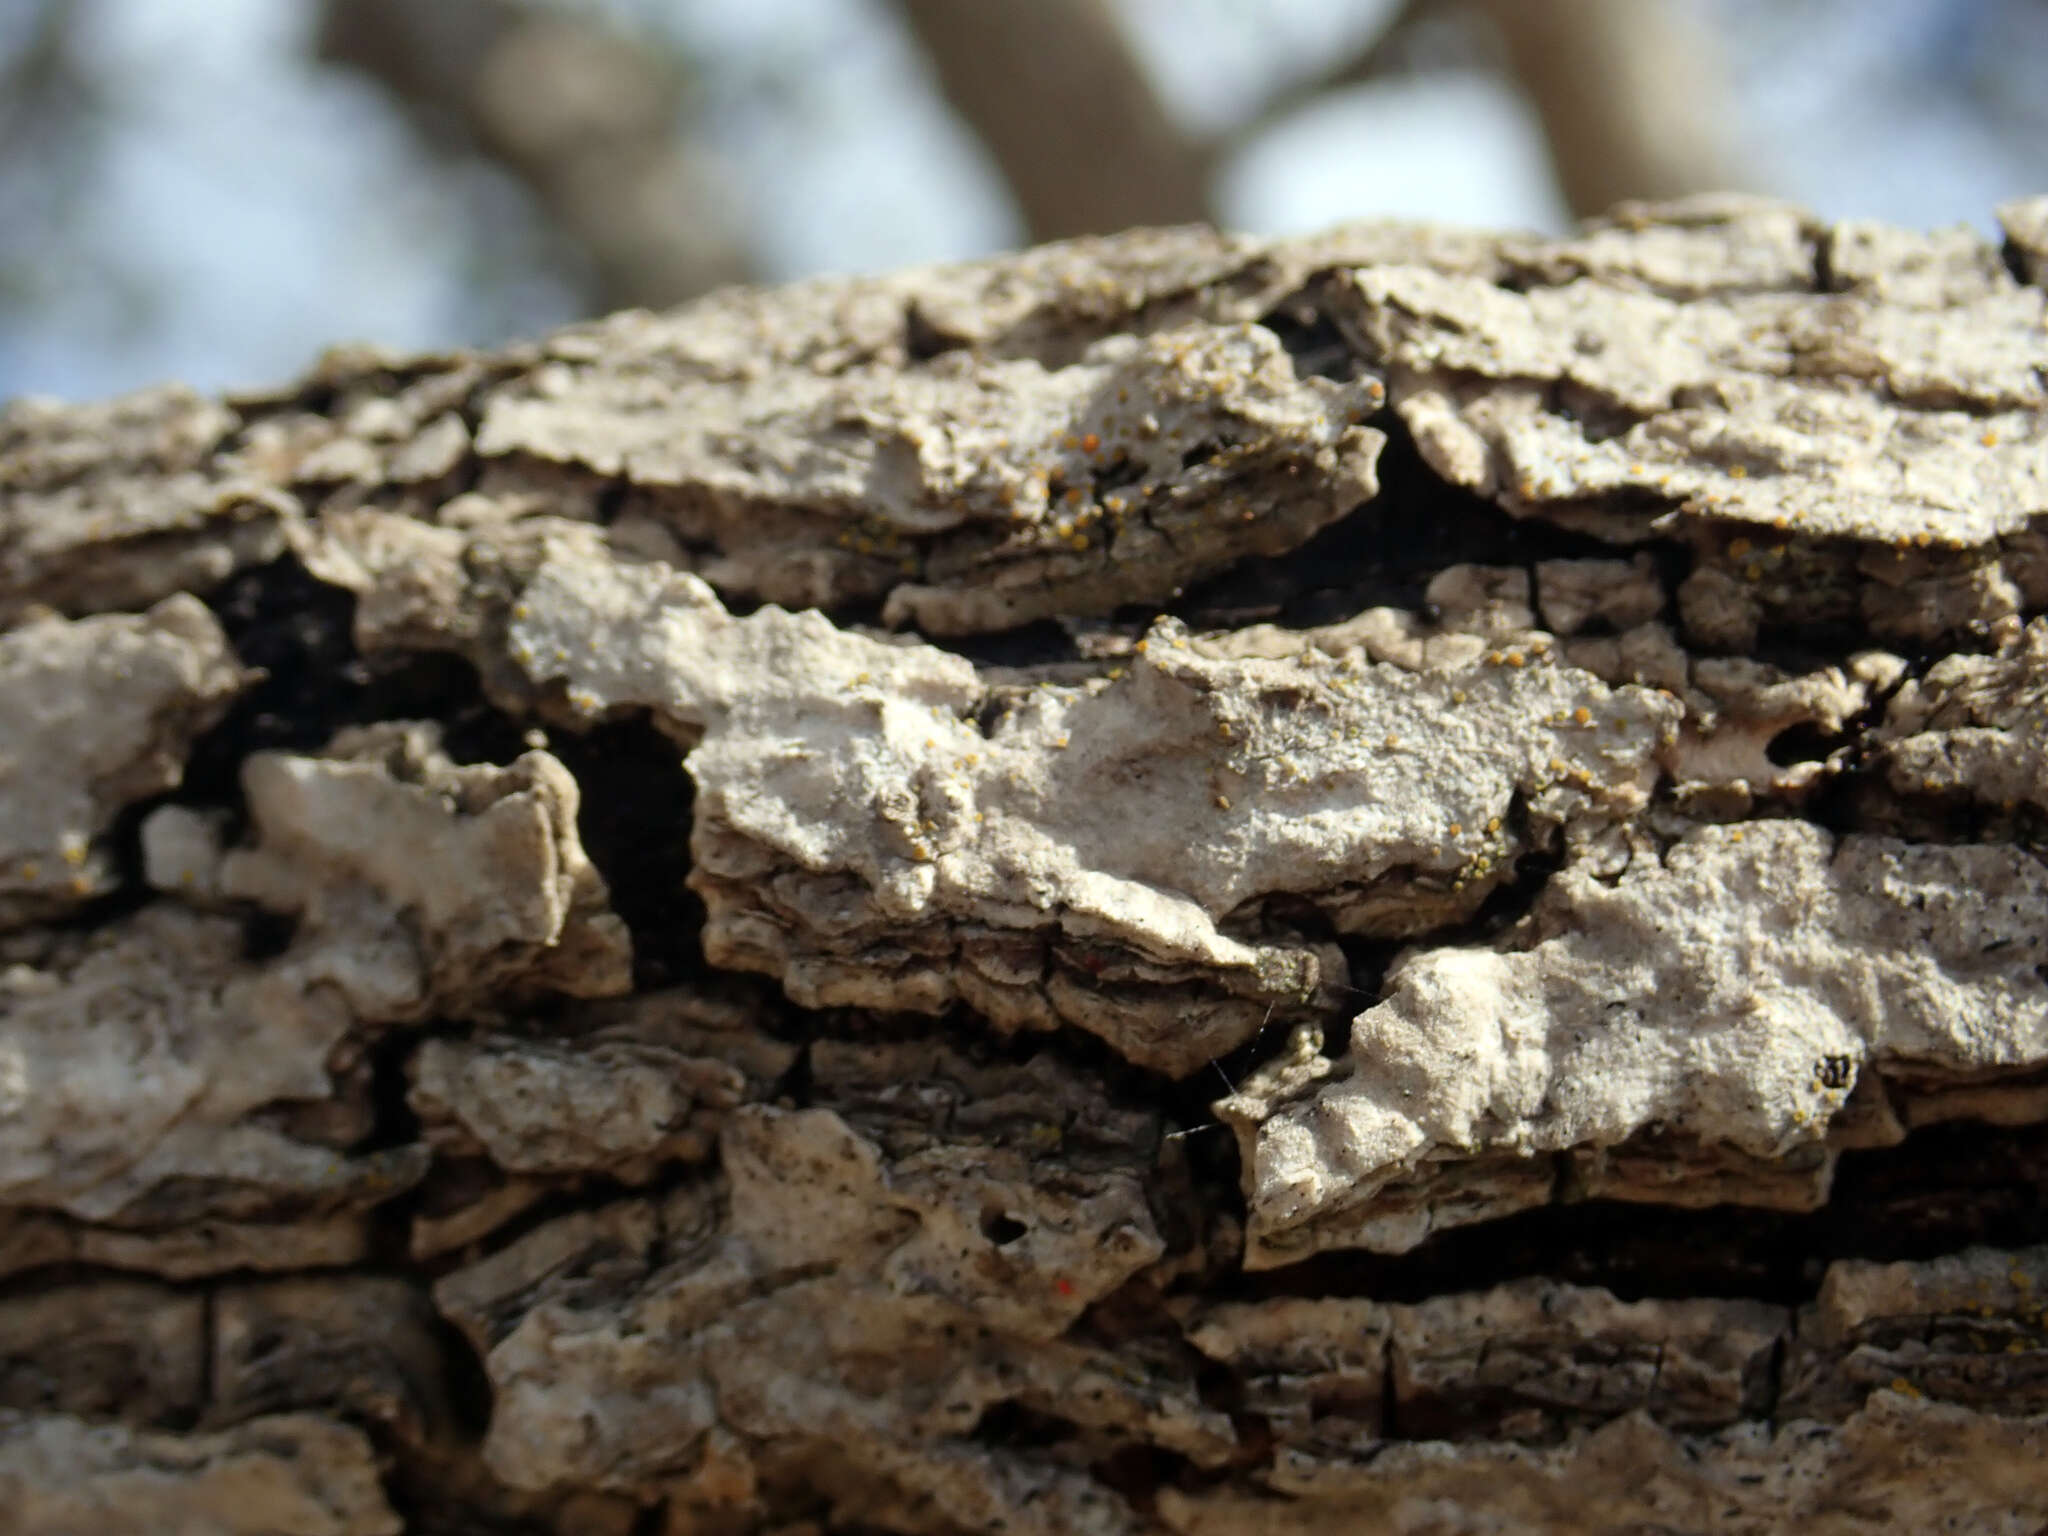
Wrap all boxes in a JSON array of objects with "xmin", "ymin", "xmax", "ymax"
[{"xmin": 3, "ymin": 194, "xmax": 2048, "ymax": 1534}]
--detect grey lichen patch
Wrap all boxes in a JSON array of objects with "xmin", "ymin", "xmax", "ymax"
[
  {"xmin": 434, "ymin": 1041, "xmax": 1201, "ymax": 1534},
  {"xmin": 1875, "ymin": 615, "xmax": 2048, "ymax": 811},
  {"xmin": 537, "ymin": 220, "xmax": 1499, "ymax": 382},
  {"xmin": 0, "ymin": 721, "xmax": 637, "ymax": 1276},
  {"xmin": 1534, "ymin": 554, "xmax": 1666, "ymax": 635},
  {"xmin": 404, "ymin": 989, "xmax": 796, "ymax": 1257},
  {"xmin": 1332, "ymin": 205, "xmax": 2048, "ymax": 653},
  {"xmin": 409, "ymin": 997, "xmax": 797, "ymax": 1179},
  {"xmin": 1198, "ymin": 578, "xmax": 1553, "ymax": 677},
  {"xmin": 0, "ymin": 1279, "xmax": 205, "ymax": 1424},
  {"xmin": 1559, "ymin": 619, "xmax": 1904, "ymax": 811},
  {"xmin": 1157, "ymin": 1395, "xmax": 2048, "ymax": 1535},
  {"xmin": 1189, "ymin": 1279, "xmax": 1783, "ymax": 1445},
  {"xmin": 0, "ymin": 904, "xmax": 423, "ymax": 1257},
  {"xmin": 1350, "ymin": 274, "xmax": 2048, "ymax": 547},
  {"xmin": 493, "ymin": 541, "xmax": 1672, "ymax": 1074},
  {"xmin": 1782, "ymin": 1244, "xmax": 2048, "ymax": 1422},
  {"xmin": 1225, "ymin": 821, "xmax": 2048, "ymax": 1265},
  {"xmin": 139, "ymin": 803, "xmax": 234, "ymax": 899},
  {"xmin": 299, "ymin": 505, "xmax": 625, "ymax": 722},
  {"xmin": 0, "ymin": 1411, "xmax": 401, "ymax": 1536},
  {"xmin": 1498, "ymin": 194, "xmax": 1820, "ymax": 299},
  {"xmin": 1822, "ymin": 218, "xmax": 2021, "ymax": 307},
  {"xmin": 478, "ymin": 317, "xmax": 1383, "ymax": 632},
  {"xmin": 0, "ymin": 1205, "xmax": 380, "ymax": 1283},
  {"xmin": 531, "ymin": 223, "xmax": 1285, "ymax": 380},
  {"xmin": 207, "ymin": 1278, "xmax": 453, "ymax": 1444},
  {"xmin": 218, "ymin": 721, "xmax": 632, "ymax": 1020},
  {"xmin": 1672, "ymin": 652, "xmax": 1881, "ymax": 809},
  {"xmin": 225, "ymin": 349, "xmax": 488, "ymax": 496},
  {"xmin": 0, "ymin": 596, "xmax": 248, "ymax": 928},
  {"xmin": 0, "ymin": 385, "xmax": 299, "ymax": 624}
]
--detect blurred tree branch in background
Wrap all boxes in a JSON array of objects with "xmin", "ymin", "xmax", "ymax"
[
  {"xmin": 892, "ymin": 0, "xmax": 1212, "ymax": 239},
  {"xmin": 0, "ymin": 0, "xmax": 126, "ymax": 313},
  {"xmin": 315, "ymin": 0, "xmax": 1738, "ymax": 310},
  {"xmin": 0, "ymin": 0, "xmax": 90, "ymax": 178},
  {"xmin": 1475, "ymin": 0, "xmax": 1735, "ymax": 216},
  {"xmin": 896, "ymin": 0, "xmax": 1735, "ymax": 242},
  {"xmin": 1230, "ymin": 0, "xmax": 1735, "ymax": 220},
  {"xmin": 315, "ymin": 0, "xmax": 752, "ymax": 311}
]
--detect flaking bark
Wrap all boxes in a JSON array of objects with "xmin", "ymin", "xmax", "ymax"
[{"xmin": 3, "ymin": 195, "xmax": 2048, "ymax": 1534}]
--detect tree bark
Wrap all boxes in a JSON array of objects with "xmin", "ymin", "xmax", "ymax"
[{"xmin": 3, "ymin": 198, "xmax": 2048, "ymax": 1534}]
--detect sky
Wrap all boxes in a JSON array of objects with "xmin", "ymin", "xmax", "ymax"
[{"xmin": 1, "ymin": 0, "xmax": 2044, "ymax": 403}]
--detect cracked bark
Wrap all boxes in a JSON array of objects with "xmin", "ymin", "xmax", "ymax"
[{"xmin": 4, "ymin": 195, "xmax": 2048, "ymax": 1535}]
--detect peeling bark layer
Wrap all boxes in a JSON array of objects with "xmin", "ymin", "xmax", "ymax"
[{"xmin": 4, "ymin": 196, "xmax": 2048, "ymax": 1533}]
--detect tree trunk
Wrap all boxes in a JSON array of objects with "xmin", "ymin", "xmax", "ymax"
[
  {"xmin": 1476, "ymin": 0, "xmax": 1738, "ymax": 217},
  {"xmin": 4, "ymin": 198, "xmax": 2048, "ymax": 1535}
]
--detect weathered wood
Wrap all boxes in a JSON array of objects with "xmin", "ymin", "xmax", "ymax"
[{"xmin": 3, "ymin": 195, "xmax": 2048, "ymax": 1534}]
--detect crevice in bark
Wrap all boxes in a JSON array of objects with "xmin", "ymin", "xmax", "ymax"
[
  {"xmin": 1092, "ymin": 1440, "xmax": 1196, "ymax": 1522},
  {"xmin": 377, "ymin": 1439, "xmax": 556, "ymax": 1536},
  {"xmin": 429, "ymin": 1309, "xmax": 497, "ymax": 1443},
  {"xmin": 544, "ymin": 717, "xmax": 704, "ymax": 993},
  {"xmin": 592, "ymin": 478, "xmax": 631, "ymax": 529},
  {"xmin": 185, "ymin": 556, "xmax": 367, "ymax": 803},
  {"xmin": 361, "ymin": 1029, "xmax": 429, "ymax": 1161},
  {"xmin": 2001, "ymin": 235, "xmax": 2038, "ymax": 291},
  {"xmin": 1461, "ymin": 807, "xmax": 1566, "ymax": 944},
  {"xmin": 238, "ymin": 907, "xmax": 298, "ymax": 962},
  {"xmin": 407, "ymin": 1162, "xmax": 683, "ymax": 1287},
  {"xmin": 772, "ymin": 1036, "xmax": 816, "ymax": 1109},
  {"xmin": 1759, "ymin": 1332, "xmax": 1789, "ymax": 1431},
  {"xmin": 930, "ymin": 617, "xmax": 1081, "ymax": 671},
  {"xmin": 1763, "ymin": 720, "xmax": 1846, "ymax": 769},
  {"xmin": 1813, "ymin": 769, "xmax": 2023, "ymax": 849},
  {"xmin": 1169, "ymin": 413, "xmax": 1625, "ymax": 633},
  {"xmin": 1256, "ymin": 286, "xmax": 1367, "ymax": 384},
  {"xmin": 903, "ymin": 302, "xmax": 969, "ymax": 365},
  {"xmin": 1811, "ymin": 230, "xmax": 1837, "ymax": 295},
  {"xmin": 1380, "ymin": 1338, "xmax": 1402, "ymax": 1440},
  {"xmin": 185, "ymin": 556, "xmax": 537, "ymax": 808},
  {"xmin": 1325, "ymin": 939, "xmax": 1402, "ymax": 1056},
  {"xmin": 1210, "ymin": 1117, "xmax": 2048, "ymax": 1312},
  {"xmin": 967, "ymin": 1399, "xmax": 1081, "ymax": 1453}
]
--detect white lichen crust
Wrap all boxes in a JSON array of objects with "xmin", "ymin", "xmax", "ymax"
[
  {"xmin": 0, "ymin": 596, "xmax": 246, "ymax": 926},
  {"xmin": 216, "ymin": 720, "xmax": 632, "ymax": 1018},
  {"xmin": 0, "ymin": 1411, "xmax": 401, "ymax": 1536},
  {"xmin": 478, "ymin": 540, "xmax": 1671, "ymax": 1075},
  {"xmin": 1227, "ymin": 821, "xmax": 2048, "ymax": 1265},
  {"xmin": 0, "ymin": 386, "xmax": 297, "ymax": 625},
  {"xmin": 4, "ymin": 204, "xmax": 2048, "ymax": 1533}
]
